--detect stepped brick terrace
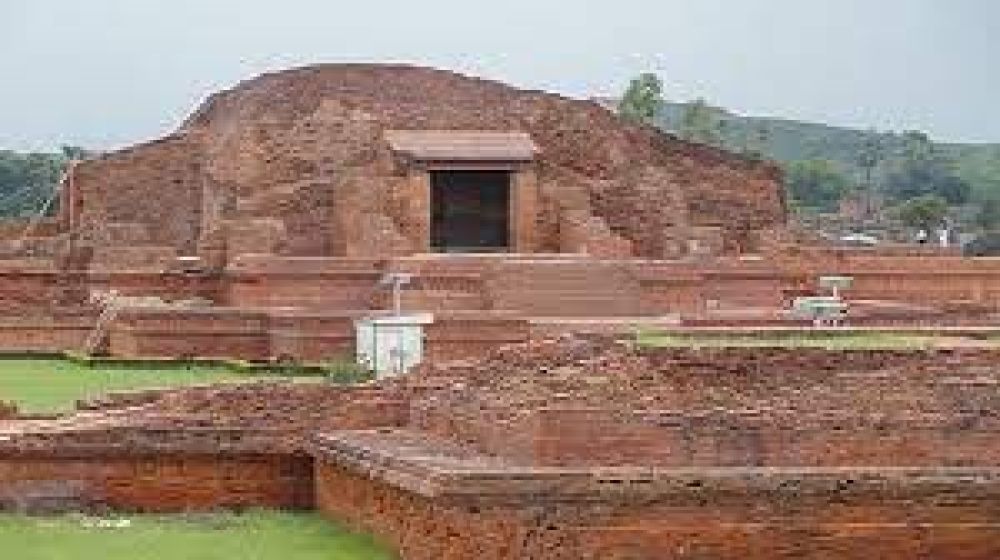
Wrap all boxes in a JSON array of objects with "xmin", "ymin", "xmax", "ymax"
[
  {"xmin": 2, "ymin": 338, "xmax": 1000, "ymax": 558},
  {"xmin": 0, "ymin": 64, "xmax": 993, "ymax": 360},
  {"xmin": 0, "ymin": 64, "xmax": 997, "ymax": 558}
]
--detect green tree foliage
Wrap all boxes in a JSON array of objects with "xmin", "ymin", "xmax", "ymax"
[
  {"xmin": 883, "ymin": 132, "xmax": 971, "ymax": 204},
  {"xmin": 895, "ymin": 194, "xmax": 950, "ymax": 231},
  {"xmin": 783, "ymin": 159, "xmax": 852, "ymax": 211},
  {"xmin": 856, "ymin": 130, "xmax": 886, "ymax": 198},
  {"xmin": 961, "ymin": 147, "xmax": 1000, "ymax": 206},
  {"xmin": 964, "ymin": 232, "xmax": 1000, "ymax": 256},
  {"xmin": 618, "ymin": 73, "xmax": 663, "ymax": 125},
  {"xmin": 975, "ymin": 194, "xmax": 1000, "ymax": 231},
  {"xmin": 679, "ymin": 98, "xmax": 724, "ymax": 146},
  {"xmin": 745, "ymin": 123, "xmax": 771, "ymax": 159},
  {"xmin": 59, "ymin": 145, "xmax": 92, "ymax": 161},
  {"xmin": 0, "ymin": 150, "xmax": 71, "ymax": 217},
  {"xmin": 655, "ymin": 103, "xmax": 998, "ymax": 211}
]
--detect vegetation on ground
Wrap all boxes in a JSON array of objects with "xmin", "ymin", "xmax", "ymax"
[
  {"xmin": 0, "ymin": 511, "xmax": 395, "ymax": 560},
  {"xmin": 0, "ymin": 147, "xmax": 81, "ymax": 218},
  {"xmin": 634, "ymin": 330, "xmax": 987, "ymax": 350},
  {"xmin": 0, "ymin": 358, "xmax": 330, "ymax": 413},
  {"xmin": 643, "ymin": 84, "xmax": 999, "ymax": 232},
  {"xmin": 618, "ymin": 73, "xmax": 664, "ymax": 125},
  {"xmin": 894, "ymin": 194, "xmax": 950, "ymax": 231}
]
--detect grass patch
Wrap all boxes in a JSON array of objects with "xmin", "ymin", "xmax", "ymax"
[
  {"xmin": 0, "ymin": 358, "xmax": 269, "ymax": 413},
  {"xmin": 0, "ymin": 353, "xmax": 375, "ymax": 414},
  {"xmin": 0, "ymin": 357, "xmax": 371, "ymax": 413},
  {"xmin": 635, "ymin": 330, "xmax": 946, "ymax": 350},
  {"xmin": 0, "ymin": 510, "xmax": 395, "ymax": 560}
]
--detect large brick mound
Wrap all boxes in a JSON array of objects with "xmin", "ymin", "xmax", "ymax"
[
  {"xmin": 0, "ymin": 64, "xmax": 995, "ymax": 362},
  {"xmin": 67, "ymin": 64, "xmax": 785, "ymax": 260}
]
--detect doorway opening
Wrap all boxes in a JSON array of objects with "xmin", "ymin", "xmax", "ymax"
[{"xmin": 430, "ymin": 170, "xmax": 510, "ymax": 252}]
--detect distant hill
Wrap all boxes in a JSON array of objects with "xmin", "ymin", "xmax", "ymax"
[{"xmin": 654, "ymin": 101, "xmax": 1000, "ymax": 203}]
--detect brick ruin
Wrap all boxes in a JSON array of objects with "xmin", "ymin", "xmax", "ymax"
[
  {"xmin": 2, "ymin": 338, "xmax": 1000, "ymax": 558},
  {"xmin": 0, "ymin": 64, "xmax": 995, "ymax": 360},
  {"xmin": 0, "ymin": 63, "xmax": 998, "ymax": 557}
]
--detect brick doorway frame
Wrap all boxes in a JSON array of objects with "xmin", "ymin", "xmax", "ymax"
[{"xmin": 386, "ymin": 131, "xmax": 540, "ymax": 254}]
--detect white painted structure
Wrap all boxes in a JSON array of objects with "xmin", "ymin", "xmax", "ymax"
[{"xmin": 355, "ymin": 313, "xmax": 434, "ymax": 378}]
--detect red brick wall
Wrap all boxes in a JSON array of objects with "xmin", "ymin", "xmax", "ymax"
[
  {"xmin": 72, "ymin": 134, "xmax": 205, "ymax": 253},
  {"xmin": 0, "ymin": 454, "xmax": 312, "ymax": 512},
  {"xmin": 0, "ymin": 315, "xmax": 94, "ymax": 351},
  {"xmin": 110, "ymin": 308, "xmax": 271, "ymax": 360},
  {"xmin": 527, "ymin": 407, "xmax": 1000, "ymax": 467},
  {"xmin": 409, "ymin": 345, "xmax": 1000, "ymax": 468},
  {"xmin": 109, "ymin": 306, "xmax": 529, "ymax": 363},
  {"xmin": 424, "ymin": 314, "xmax": 530, "ymax": 361},
  {"xmin": 315, "ymin": 461, "xmax": 1000, "ymax": 560}
]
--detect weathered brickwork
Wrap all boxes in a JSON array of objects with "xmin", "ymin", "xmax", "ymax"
[
  {"xmin": 0, "ymin": 63, "xmax": 998, "ymax": 560},
  {"xmin": 0, "ymin": 455, "xmax": 312, "ymax": 513},
  {"xmin": 2, "ymin": 340, "xmax": 1000, "ymax": 557},
  {"xmin": 313, "ymin": 431, "xmax": 1000, "ymax": 560},
  {"xmin": 57, "ymin": 64, "xmax": 784, "ymax": 263}
]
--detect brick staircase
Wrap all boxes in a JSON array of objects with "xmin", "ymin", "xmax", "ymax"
[
  {"xmin": 486, "ymin": 257, "xmax": 643, "ymax": 317},
  {"xmin": 379, "ymin": 257, "xmax": 490, "ymax": 312},
  {"xmin": 380, "ymin": 255, "xmax": 647, "ymax": 317}
]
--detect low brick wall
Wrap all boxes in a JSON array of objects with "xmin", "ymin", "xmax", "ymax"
[
  {"xmin": 268, "ymin": 312, "xmax": 357, "ymax": 362},
  {"xmin": 110, "ymin": 307, "xmax": 529, "ymax": 362},
  {"xmin": 110, "ymin": 308, "xmax": 271, "ymax": 360},
  {"xmin": 223, "ymin": 257, "xmax": 382, "ymax": 309},
  {"xmin": 0, "ymin": 314, "xmax": 94, "ymax": 352},
  {"xmin": 313, "ymin": 430, "xmax": 1000, "ymax": 560},
  {"xmin": 527, "ymin": 407, "xmax": 1000, "ymax": 467},
  {"xmin": 0, "ymin": 454, "xmax": 313, "ymax": 512},
  {"xmin": 410, "ymin": 345, "xmax": 1000, "ymax": 467},
  {"xmin": 424, "ymin": 312, "xmax": 530, "ymax": 361}
]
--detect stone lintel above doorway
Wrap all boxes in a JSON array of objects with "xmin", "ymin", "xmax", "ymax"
[
  {"xmin": 385, "ymin": 130, "xmax": 539, "ymax": 168},
  {"xmin": 386, "ymin": 131, "xmax": 539, "ymax": 254}
]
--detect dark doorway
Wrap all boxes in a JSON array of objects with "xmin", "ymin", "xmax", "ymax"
[{"xmin": 430, "ymin": 170, "xmax": 510, "ymax": 252}]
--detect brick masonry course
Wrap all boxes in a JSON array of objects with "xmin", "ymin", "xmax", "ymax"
[{"xmin": 1, "ymin": 340, "xmax": 1000, "ymax": 557}]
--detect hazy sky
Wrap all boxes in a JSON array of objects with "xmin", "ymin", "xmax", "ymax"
[{"xmin": 1, "ymin": 0, "xmax": 997, "ymax": 151}]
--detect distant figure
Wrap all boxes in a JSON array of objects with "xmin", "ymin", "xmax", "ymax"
[
  {"xmin": 937, "ymin": 226, "xmax": 951, "ymax": 248},
  {"xmin": 937, "ymin": 218, "xmax": 953, "ymax": 248},
  {"xmin": 916, "ymin": 229, "xmax": 928, "ymax": 244}
]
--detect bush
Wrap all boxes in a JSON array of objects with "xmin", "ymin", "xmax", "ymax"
[
  {"xmin": 964, "ymin": 232, "xmax": 1000, "ymax": 257},
  {"xmin": 323, "ymin": 359, "xmax": 374, "ymax": 385}
]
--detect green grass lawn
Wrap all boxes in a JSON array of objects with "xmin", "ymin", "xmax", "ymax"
[
  {"xmin": 0, "ymin": 358, "xmax": 292, "ymax": 414},
  {"xmin": 635, "ymin": 331, "xmax": 962, "ymax": 350},
  {"xmin": 0, "ymin": 511, "xmax": 395, "ymax": 560}
]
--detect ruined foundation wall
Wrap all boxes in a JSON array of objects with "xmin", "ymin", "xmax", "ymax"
[
  {"xmin": 0, "ymin": 454, "xmax": 313, "ymax": 512},
  {"xmin": 315, "ymin": 461, "xmax": 1000, "ymax": 560},
  {"xmin": 411, "ymin": 344, "xmax": 1000, "ymax": 466}
]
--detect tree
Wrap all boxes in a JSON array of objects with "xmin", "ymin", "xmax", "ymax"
[
  {"xmin": 884, "ymin": 130, "xmax": 971, "ymax": 204},
  {"xmin": 741, "ymin": 123, "xmax": 770, "ymax": 159},
  {"xmin": 783, "ymin": 159, "xmax": 852, "ymax": 211},
  {"xmin": 856, "ymin": 130, "xmax": 885, "ymax": 204},
  {"xmin": 0, "ymin": 150, "xmax": 68, "ymax": 217},
  {"xmin": 60, "ymin": 145, "xmax": 92, "ymax": 161},
  {"xmin": 895, "ymin": 195, "xmax": 949, "ymax": 231},
  {"xmin": 975, "ymin": 194, "xmax": 1000, "ymax": 231},
  {"xmin": 679, "ymin": 98, "xmax": 723, "ymax": 146},
  {"xmin": 900, "ymin": 130, "xmax": 933, "ymax": 161},
  {"xmin": 618, "ymin": 73, "xmax": 663, "ymax": 125}
]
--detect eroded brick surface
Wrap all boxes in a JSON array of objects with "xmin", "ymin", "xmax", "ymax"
[
  {"xmin": 60, "ymin": 64, "xmax": 784, "ymax": 262},
  {"xmin": 2, "ymin": 339, "xmax": 999, "ymax": 557}
]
